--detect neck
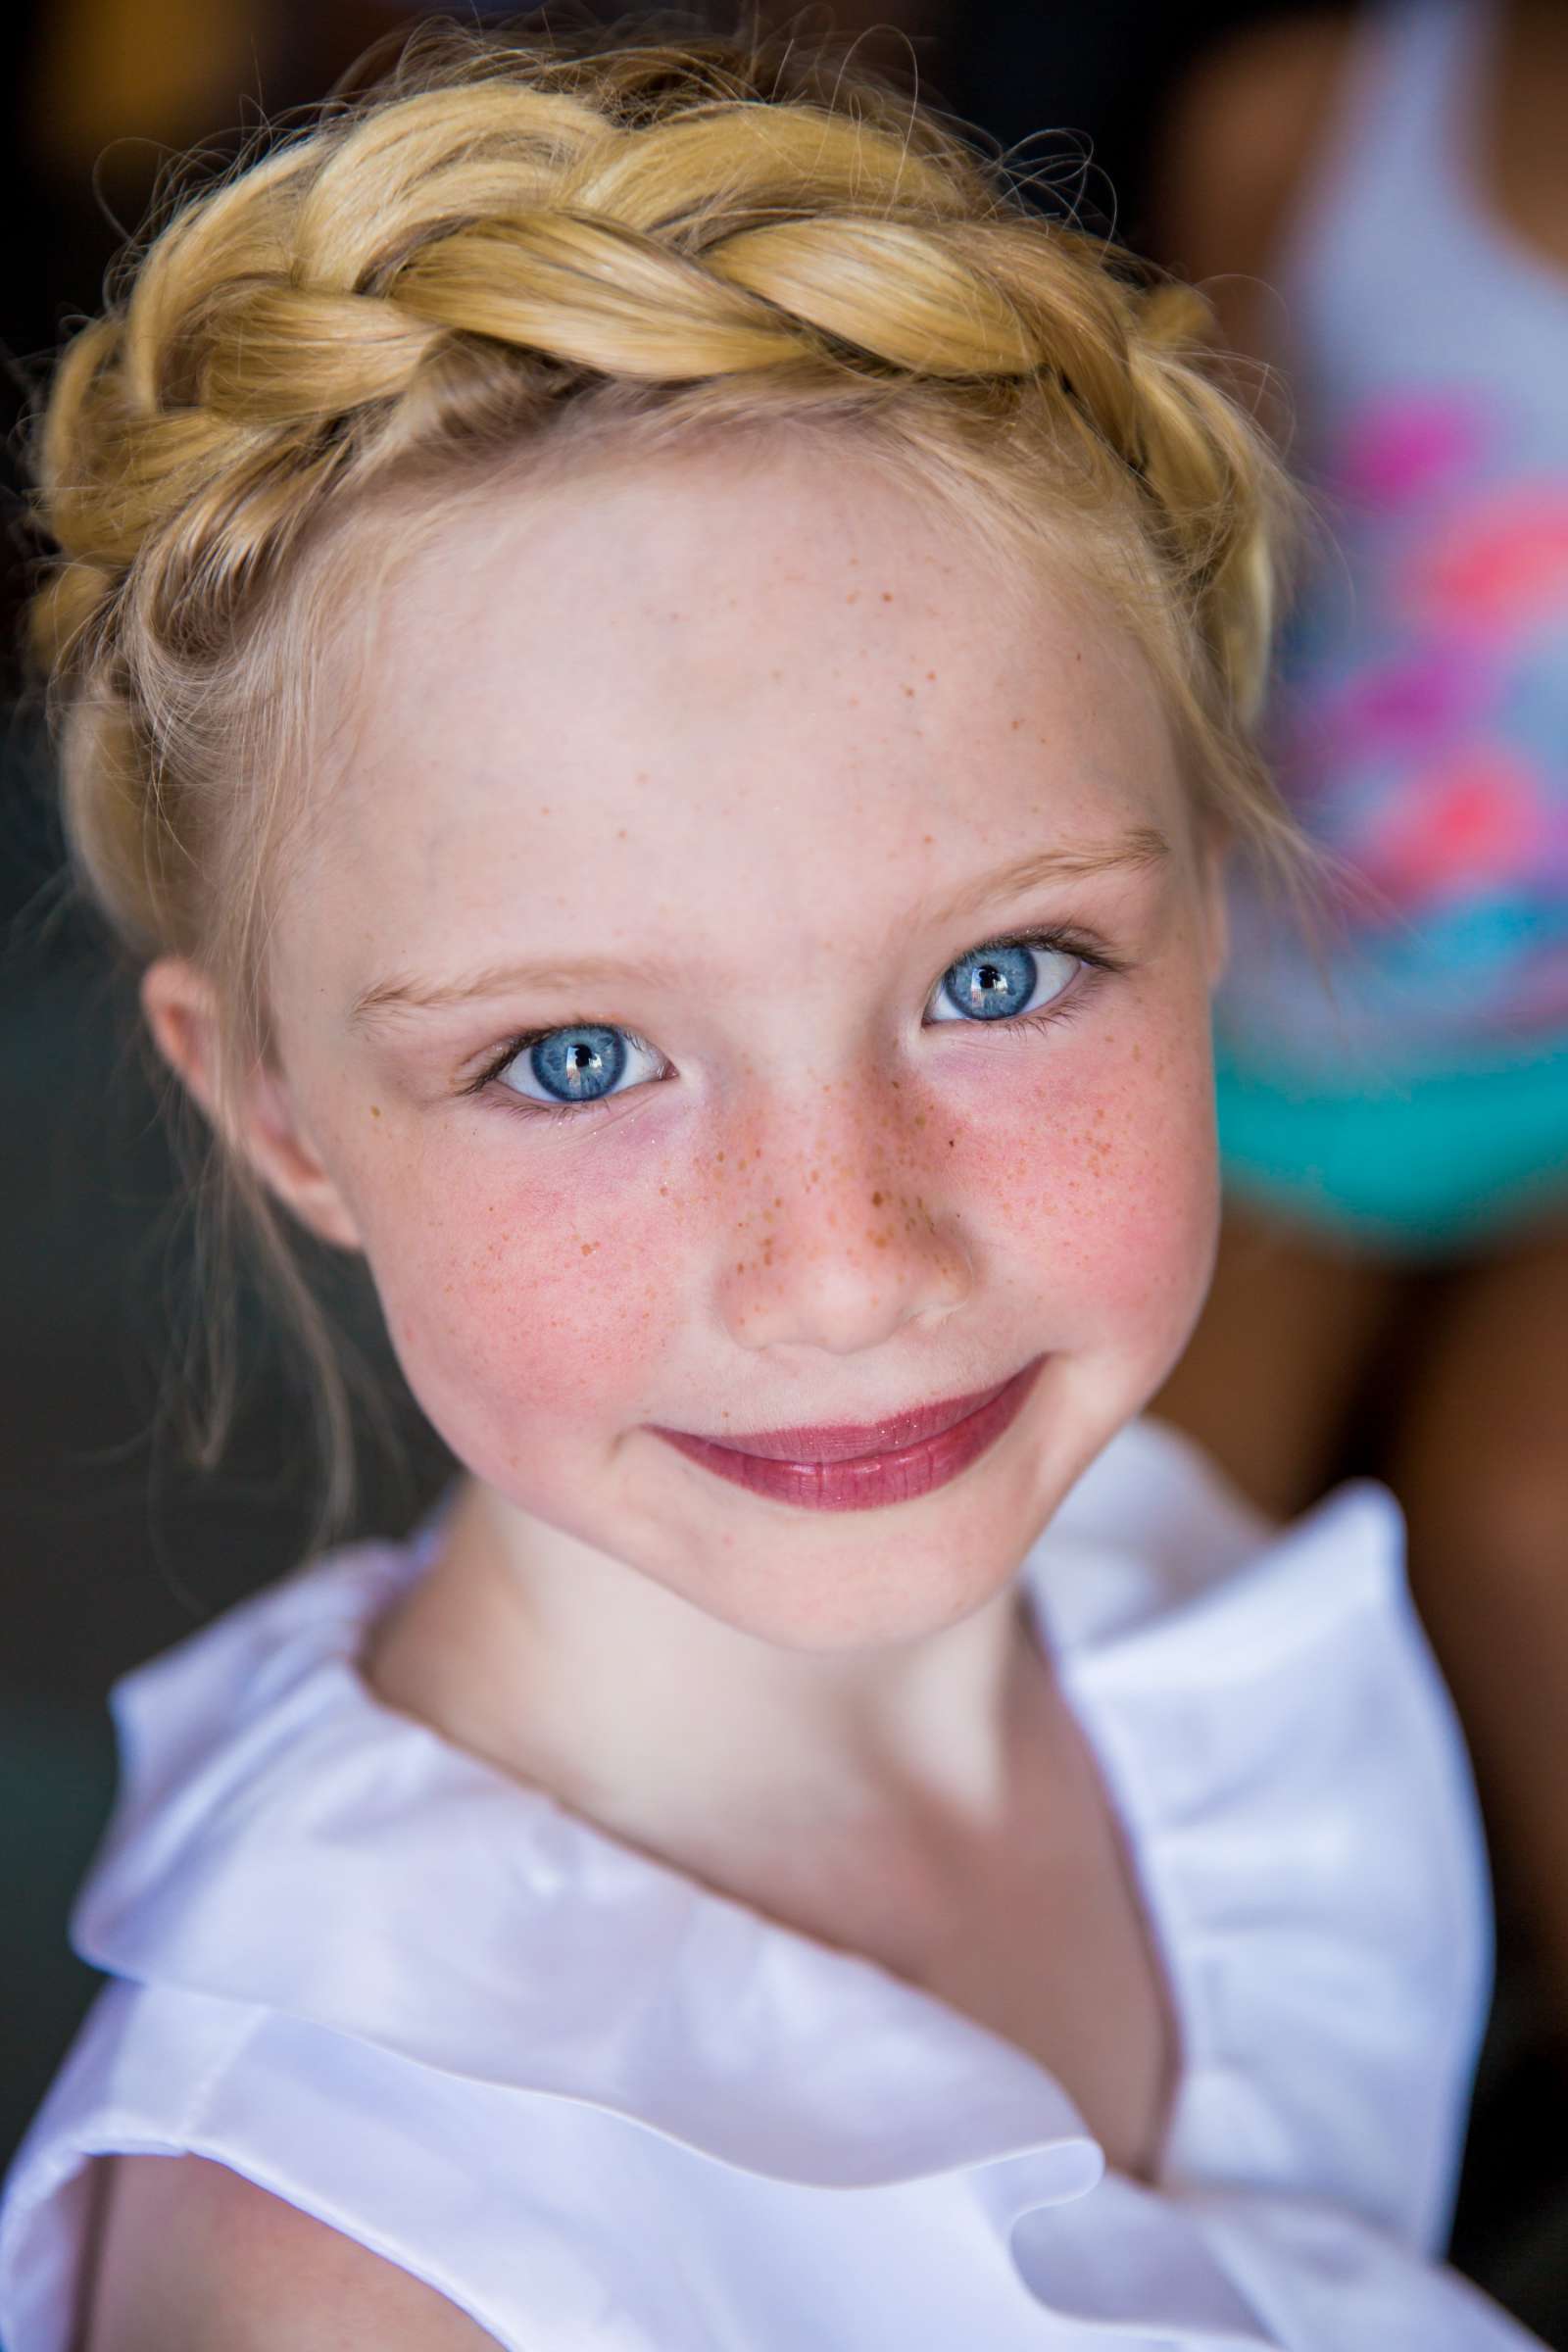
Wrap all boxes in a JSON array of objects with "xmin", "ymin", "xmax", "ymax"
[{"xmin": 365, "ymin": 1474, "xmax": 1044, "ymax": 1889}]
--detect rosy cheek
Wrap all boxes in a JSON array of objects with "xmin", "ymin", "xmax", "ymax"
[
  {"xmin": 1060, "ymin": 1035, "xmax": 1217, "ymax": 1334},
  {"xmin": 359, "ymin": 1135, "xmax": 693, "ymax": 1472},
  {"xmin": 942, "ymin": 1004, "xmax": 1217, "ymax": 1334}
]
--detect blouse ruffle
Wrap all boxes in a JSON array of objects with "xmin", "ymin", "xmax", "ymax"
[{"xmin": 0, "ymin": 1418, "xmax": 1537, "ymax": 2349}]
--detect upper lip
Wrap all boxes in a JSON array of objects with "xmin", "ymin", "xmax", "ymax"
[{"xmin": 672, "ymin": 1368, "xmax": 1027, "ymax": 1464}]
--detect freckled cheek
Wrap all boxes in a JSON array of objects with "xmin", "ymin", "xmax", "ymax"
[
  {"xmin": 945, "ymin": 1023, "xmax": 1217, "ymax": 1331},
  {"xmin": 353, "ymin": 1154, "xmax": 697, "ymax": 1454},
  {"xmin": 1070, "ymin": 1106, "xmax": 1219, "ymax": 1339}
]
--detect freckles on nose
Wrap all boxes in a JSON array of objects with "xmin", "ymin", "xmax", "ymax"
[
  {"xmin": 722, "ymin": 1171, "xmax": 940, "ymax": 1272},
  {"xmin": 711, "ymin": 1086, "xmax": 972, "ymax": 1312}
]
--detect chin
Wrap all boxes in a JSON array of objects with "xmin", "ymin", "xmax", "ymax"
[{"xmin": 628, "ymin": 1384, "xmax": 1103, "ymax": 1653}]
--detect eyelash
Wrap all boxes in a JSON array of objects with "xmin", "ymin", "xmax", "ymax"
[{"xmin": 466, "ymin": 925, "xmax": 1127, "ymax": 1121}]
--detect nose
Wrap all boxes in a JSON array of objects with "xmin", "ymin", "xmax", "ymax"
[{"xmin": 714, "ymin": 1084, "xmax": 975, "ymax": 1358}]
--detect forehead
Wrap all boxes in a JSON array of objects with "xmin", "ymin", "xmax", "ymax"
[{"xmin": 293, "ymin": 438, "xmax": 1189, "ymax": 985}]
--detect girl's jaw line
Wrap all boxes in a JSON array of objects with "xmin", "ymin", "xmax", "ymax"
[{"xmin": 647, "ymin": 1357, "xmax": 1046, "ymax": 1512}]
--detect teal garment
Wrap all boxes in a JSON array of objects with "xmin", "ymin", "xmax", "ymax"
[{"xmin": 1213, "ymin": 1038, "xmax": 1568, "ymax": 1256}]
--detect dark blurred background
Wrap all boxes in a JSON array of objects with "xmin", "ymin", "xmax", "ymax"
[{"xmin": 2, "ymin": 2, "xmax": 1564, "ymax": 2341}]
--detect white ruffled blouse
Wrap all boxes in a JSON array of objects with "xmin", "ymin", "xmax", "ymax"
[{"xmin": 0, "ymin": 1417, "xmax": 1541, "ymax": 2348}]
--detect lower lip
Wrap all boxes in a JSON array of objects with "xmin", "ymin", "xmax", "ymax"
[{"xmin": 651, "ymin": 1359, "xmax": 1043, "ymax": 1512}]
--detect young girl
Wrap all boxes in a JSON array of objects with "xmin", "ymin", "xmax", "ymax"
[{"xmin": 0, "ymin": 24, "xmax": 1541, "ymax": 2348}]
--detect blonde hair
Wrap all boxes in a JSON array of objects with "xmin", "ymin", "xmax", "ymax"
[{"xmin": 30, "ymin": 20, "xmax": 1301, "ymax": 1531}]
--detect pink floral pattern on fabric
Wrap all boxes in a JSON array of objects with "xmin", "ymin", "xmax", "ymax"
[
  {"xmin": 1328, "ymin": 393, "xmax": 1486, "ymax": 512},
  {"xmin": 1287, "ymin": 649, "xmax": 1494, "ymax": 800},
  {"xmin": 1219, "ymin": 389, "xmax": 1568, "ymax": 1060},
  {"xmin": 1408, "ymin": 492, "xmax": 1568, "ymax": 636},
  {"xmin": 1355, "ymin": 747, "xmax": 1545, "ymax": 905}
]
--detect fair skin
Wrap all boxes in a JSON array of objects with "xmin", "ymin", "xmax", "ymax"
[
  {"xmin": 1152, "ymin": 1, "xmax": 1568, "ymax": 2040},
  {"xmin": 88, "ymin": 437, "xmax": 1228, "ymax": 2343}
]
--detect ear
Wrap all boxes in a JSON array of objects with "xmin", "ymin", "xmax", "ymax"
[{"xmin": 141, "ymin": 956, "xmax": 365, "ymax": 1252}]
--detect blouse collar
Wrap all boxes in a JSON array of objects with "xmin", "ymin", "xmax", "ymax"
[{"xmin": 72, "ymin": 1417, "xmax": 1442, "ymax": 2253}]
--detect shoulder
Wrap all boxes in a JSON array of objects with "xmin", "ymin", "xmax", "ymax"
[
  {"xmin": 81, "ymin": 2153, "xmax": 501, "ymax": 2350},
  {"xmin": 1152, "ymin": 9, "xmax": 1362, "ymax": 341}
]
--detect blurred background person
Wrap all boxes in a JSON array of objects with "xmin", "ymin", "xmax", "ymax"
[{"xmin": 1151, "ymin": 0, "xmax": 1568, "ymax": 2312}]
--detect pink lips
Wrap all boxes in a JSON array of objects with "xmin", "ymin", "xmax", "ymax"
[{"xmin": 650, "ymin": 1359, "xmax": 1043, "ymax": 1512}]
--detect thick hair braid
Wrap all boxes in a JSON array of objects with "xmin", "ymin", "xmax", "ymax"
[
  {"xmin": 40, "ymin": 74, "xmax": 1231, "ymax": 617},
  {"xmin": 39, "ymin": 91, "xmax": 962, "ymax": 594},
  {"xmin": 33, "ymin": 26, "xmax": 1295, "ymax": 966}
]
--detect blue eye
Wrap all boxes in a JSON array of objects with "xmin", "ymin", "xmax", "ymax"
[
  {"xmin": 928, "ymin": 940, "xmax": 1079, "ymax": 1024},
  {"xmin": 482, "ymin": 932, "xmax": 1100, "ymax": 1114},
  {"xmin": 498, "ymin": 1023, "xmax": 663, "ymax": 1106}
]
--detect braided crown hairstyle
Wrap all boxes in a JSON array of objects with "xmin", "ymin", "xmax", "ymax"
[{"xmin": 31, "ymin": 21, "xmax": 1299, "ymax": 1525}]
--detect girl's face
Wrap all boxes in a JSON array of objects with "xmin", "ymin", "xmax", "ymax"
[{"xmin": 241, "ymin": 440, "xmax": 1227, "ymax": 1649}]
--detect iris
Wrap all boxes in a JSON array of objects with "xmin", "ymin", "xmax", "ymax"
[
  {"xmin": 526, "ymin": 1025, "xmax": 626, "ymax": 1102},
  {"xmin": 943, "ymin": 944, "xmax": 1034, "ymax": 1020}
]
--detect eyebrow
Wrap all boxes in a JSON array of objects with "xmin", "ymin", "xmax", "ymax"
[{"xmin": 348, "ymin": 824, "xmax": 1170, "ymax": 1028}]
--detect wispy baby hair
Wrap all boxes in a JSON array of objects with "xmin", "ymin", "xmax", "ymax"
[{"xmin": 29, "ymin": 17, "xmax": 1300, "ymax": 1525}]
